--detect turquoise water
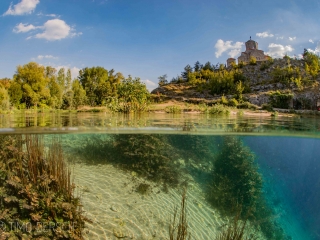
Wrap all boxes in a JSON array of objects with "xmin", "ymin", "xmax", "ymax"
[{"xmin": 1, "ymin": 112, "xmax": 320, "ymax": 239}]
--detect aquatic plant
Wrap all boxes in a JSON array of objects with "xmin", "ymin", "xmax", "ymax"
[
  {"xmin": 136, "ymin": 183, "xmax": 151, "ymax": 195},
  {"xmin": 169, "ymin": 189, "xmax": 191, "ymax": 240},
  {"xmin": 111, "ymin": 134, "xmax": 181, "ymax": 187},
  {"xmin": 166, "ymin": 135, "xmax": 215, "ymax": 166},
  {"xmin": 209, "ymin": 136, "xmax": 263, "ymax": 217},
  {"xmin": 209, "ymin": 136, "xmax": 289, "ymax": 240},
  {"xmin": 215, "ymin": 209, "xmax": 258, "ymax": 240},
  {"xmin": 0, "ymin": 135, "xmax": 87, "ymax": 239},
  {"xmin": 77, "ymin": 134, "xmax": 182, "ymax": 187}
]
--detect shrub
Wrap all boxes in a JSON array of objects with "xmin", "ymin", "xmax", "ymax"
[
  {"xmin": 249, "ymin": 56, "xmax": 257, "ymax": 65},
  {"xmin": 208, "ymin": 104, "xmax": 230, "ymax": 115},
  {"xmin": 237, "ymin": 102, "xmax": 258, "ymax": 110},
  {"xmin": 238, "ymin": 61, "xmax": 246, "ymax": 68},
  {"xmin": 261, "ymin": 103, "xmax": 273, "ymax": 112},
  {"xmin": 220, "ymin": 95, "xmax": 228, "ymax": 105},
  {"xmin": 165, "ymin": 105, "xmax": 182, "ymax": 113},
  {"xmin": 228, "ymin": 98, "xmax": 238, "ymax": 107},
  {"xmin": 268, "ymin": 90, "xmax": 293, "ymax": 109}
]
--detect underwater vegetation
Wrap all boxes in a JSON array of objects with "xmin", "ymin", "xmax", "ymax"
[
  {"xmin": 209, "ymin": 136, "xmax": 263, "ymax": 217},
  {"xmin": 214, "ymin": 208, "xmax": 258, "ymax": 240},
  {"xmin": 76, "ymin": 134, "xmax": 182, "ymax": 188},
  {"xmin": 166, "ymin": 135, "xmax": 215, "ymax": 163},
  {"xmin": 208, "ymin": 136, "xmax": 289, "ymax": 240},
  {"xmin": 0, "ymin": 135, "xmax": 87, "ymax": 239},
  {"xmin": 169, "ymin": 189, "xmax": 191, "ymax": 240},
  {"xmin": 111, "ymin": 134, "xmax": 182, "ymax": 187}
]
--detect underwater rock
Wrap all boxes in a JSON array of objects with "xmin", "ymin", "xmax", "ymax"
[{"xmin": 110, "ymin": 206, "xmax": 118, "ymax": 212}]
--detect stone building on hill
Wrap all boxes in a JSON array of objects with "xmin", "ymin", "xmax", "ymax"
[{"xmin": 227, "ymin": 37, "xmax": 270, "ymax": 67}]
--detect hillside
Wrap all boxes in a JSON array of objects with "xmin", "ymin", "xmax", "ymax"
[{"xmin": 151, "ymin": 56, "xmax": 320, "ymax": 110}]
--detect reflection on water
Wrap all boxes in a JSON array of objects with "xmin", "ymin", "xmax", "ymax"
[
  {"xmin": 0, "ymin": 112, "xmax": 320, "ymax": 137},
  {"xmin": 1, "ymin": 112, "xmax": 320, "ymax": 239}
]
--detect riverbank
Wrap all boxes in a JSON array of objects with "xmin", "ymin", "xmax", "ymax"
[{"xmin": 1, "ymin": 101, "xmax": 319, "ymax": 116}]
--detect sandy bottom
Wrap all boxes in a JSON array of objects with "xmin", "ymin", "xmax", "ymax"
[{"xmin": 71, "ymin": 163, "xmax": 265, "ymax": 240}]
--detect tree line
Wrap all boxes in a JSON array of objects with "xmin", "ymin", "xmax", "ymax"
[{"xmin": 0, "ymin": 62, "xmax": 149, "ymax": 112}]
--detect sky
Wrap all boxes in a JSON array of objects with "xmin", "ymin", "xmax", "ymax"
[{"xmin": 1, "ymin": 0, "xmax": 320, "ymax": 91}]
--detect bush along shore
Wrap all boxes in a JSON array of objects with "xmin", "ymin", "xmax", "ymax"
[{"xmin": 0, "ymin": 135, "xmax": 89, "ymax": 239}]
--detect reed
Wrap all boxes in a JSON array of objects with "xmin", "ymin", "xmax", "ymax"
[
  {"xmin": 215, "ymin": 211, "xmax": 257, "ymax": 240},
  {"xmin": 169, "ymin": 189, "xmax": 191, "ymax": 240},
  {"xmin": 25, "ymin": 135, "xmax": 73, "ymax": 200}
]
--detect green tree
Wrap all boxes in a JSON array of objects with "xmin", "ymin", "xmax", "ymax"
[
  {"xmin": 0, "ymin": 78, "xmax": 11, "ymax": 89},
  {"xmin": 8, "ymin": 82, "xmax": 23, "ymax": 108},
  {"xmin": 158, "ymin": 74, "xmax": 168, "ymax": 87},
  {"xmin": 235, "ymin": 81, "xmax": 245, "ymax": 102},
  {"xmin": 48, "ymin": 75, "xmax": 63, "ymax": 109},
  {"xmin": 203, "ymin": 61, "xmax": 214, "ymax": 71},
  {"xmin": 57, "ymin": 68, "xmax": 66, "ymax": 93},
  {"xmin": 78, "ymin": 67, "xmax": 119, "ymax": 106},
  {"xmin": 116, "ymin": 76, "xmax": 150, "ymax": 112},
  {"xmin": 303, "ymin": 49, "xmax": 320, "ymax": 79},
  {"xmin": 194, "ymin": 61, "xmax": 203, "ymax": 72},
  {"xmin": 66, "ymin": 68, "xmax": 72, "ymax": 92},
  {"xmin": 0, "ymin": 87, "xmax": 10, "ymax": 110},
  {"xmin": 72, "ymin": 79, "xmax": 87, "ymax": 108},
  {"xmin": 181, "ymin": 64, "xmax": 193, "ymax": 81},
  {"xmin": 13, "ymin": 62, "xmax": 50, "ymax": 108}
]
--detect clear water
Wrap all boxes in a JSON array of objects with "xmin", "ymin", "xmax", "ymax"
[{"xmin": 1, "ymin": 112, "xmax": 320, "ymax": 240}]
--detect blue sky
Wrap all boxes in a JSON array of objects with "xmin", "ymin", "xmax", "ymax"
[{"xmin": 1, "ymin": 0, "xmax": 320, "ymax": 91}]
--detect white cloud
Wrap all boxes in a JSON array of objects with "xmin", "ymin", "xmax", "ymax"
[
  {"xmin": 307, "ymin": 41, "xmax": 320, "ymax": 54},
  {"xmin": 34, "ymin": 19, "xmax": 71, "ymax": 41},
  {"xmin": 289, "ymin": 36, "xmax": 296, "ymax": 41},
  {"xmin": 3, "ymin": 0, "xmax": 39, "ymax": 16},
  {"xmin": 276, "ymin": 36, "xmax": 284, "ymax": 40},
  {"xmin": 228, "ymin": 49, "xmax": 241, "ymax": 58},
  {"xmin": 37, "ymin": 12, "xmax": 60, "ymax": 18},
  {"xmin": 37, "ymin": 55, "xmax": 58, "ymax": 60},
  {"xmin": 142, "ymin": 79, "xmax": 157, "ymax": 92},
  {"xmin": 14, "ymin": 19, "xmax": 82, "ymax": 41},
  {"xmin": 13, "ymin": 23, "xmax": 40, "ymax": 33},
  {"xmin": 214, "ymin": 39, "xmax": 244, "ymax": 58},
  {"xmin": 256, "ymin": 31, "xmax": 274, "ymax": 38},
  {"xmin": 309, "ymin": 39, "xmax": 314, "ymax": 44},
  {"xmin": 266, "ymin": 43, "xmax": 294, "ymax": 58}
]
